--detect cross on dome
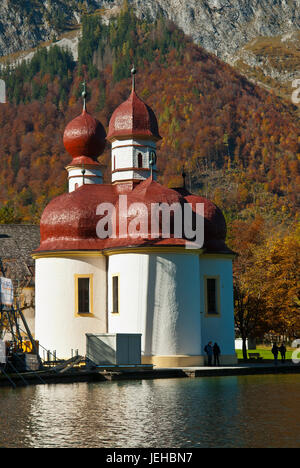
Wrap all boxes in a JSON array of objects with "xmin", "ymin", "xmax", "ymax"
[
  {"xmin": 63, "ymin": 83, "xmax": 106, "ymax": 162},
  {"xmin": 107, "ymin": 68, "xmax": 161, "ymax": 142},
  {"xmin": 131, "ymin": 65, "xmax": 136, "ymax": 91},
  {"xmin": 82, "ymin": 81, "xmax": 87, "ymax": 112}
]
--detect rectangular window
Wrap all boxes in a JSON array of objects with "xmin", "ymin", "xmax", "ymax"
[
  {"xmin": 78, "ymin": 278, "xmax": 90, "ymax": 313},
  {"xmin": 75, "ymin": 274, "xmax": 93, "ymax": 315},
  {"xmin": 205, "ymin": 277, "xmax": 219, "ymax": 315},
  {"xmin": 112, "ymin": 275, "xmax": 119, "ymax": 314}
]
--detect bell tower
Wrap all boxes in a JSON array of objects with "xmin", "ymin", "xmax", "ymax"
[{"xmin": 107, "ymin": 68, "xmax": 161, "ymax": 188}]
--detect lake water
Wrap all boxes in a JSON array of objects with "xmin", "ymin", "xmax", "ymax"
[{"xmin": 0, "ymin": 374, "xmax": 299, "ymax": 448}]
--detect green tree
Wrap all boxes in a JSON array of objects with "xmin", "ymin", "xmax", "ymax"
[{"xmin": 0, "ymin": 204, "xmax": 21, "ymax": 224}]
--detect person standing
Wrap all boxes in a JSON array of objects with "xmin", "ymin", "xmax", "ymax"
[
  {"xmin": 279, "ymin": 343, "xmax": 286, "ymax": 363},
  {"xmin": 271, "ymin": 343, "xmax": 279, "ymax": 365},
  {"xmin": 204, "ymin": 341, "xmax": 213, "ymax": 366},
  {"xmin": 213, "ymin": 342, "xmax": 221, "ymax": 366}
]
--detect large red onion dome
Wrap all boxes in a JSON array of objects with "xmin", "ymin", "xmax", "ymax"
[
  {"xmin": 107, "ymin": 88, "xmax": 161, "ymax": 142},
  {"xmin": 63, "ymin": 108, "xmax": 106, "ymax": 161},
  {"xmin": 113, "ymin": 178, "xmax": 184, "ymax": 244},
  {"xmin": 34, "ymin": 179, "xmax": 232, "ymax": 253},
  {"xmin": 36, "ymin": 184, "xmax": 117, "ymax": 252}
]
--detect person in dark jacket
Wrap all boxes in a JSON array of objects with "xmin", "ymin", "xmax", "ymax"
[
  {"xmin": 271, "ymin": 343, "xmax": 279, "ymax": 365},
  {"xmin": 279, "ymin": 343, "xmax": 286, "ymax": 363},
  {"xmin": 204, "ymin": 342, "xmax": 213, "ymax": 366},
  {"xmin": 213, "ymin": 342, "xmax": 221, "ymax": 366}
]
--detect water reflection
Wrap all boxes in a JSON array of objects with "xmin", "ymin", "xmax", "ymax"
[{"xmin": 0, "ymin": 375, "xmax": 299, "ymax": 448}]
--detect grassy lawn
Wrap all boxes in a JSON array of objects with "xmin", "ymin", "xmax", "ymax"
[{"xmin": 235, "ymin": 346, "xmax": 294, "ymax": 360}]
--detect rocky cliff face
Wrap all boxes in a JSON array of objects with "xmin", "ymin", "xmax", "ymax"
[
  {"xmin": 0, "ymin": 0, "xmax": 299, "ymax": 61},
  {"xmin": 0, "ymin": 0, "xmax": 80, "ymax": 58},
  {"xmin": 0, "ymin": 0, "xmax": 299, "ymax": 101},
  {"xmin": 145, "ymin": 0, "xmax": 300, "ymax": 60},
  {"xmin": 102, "ymin": 0, "xmax": 300, "ymax": 62}
]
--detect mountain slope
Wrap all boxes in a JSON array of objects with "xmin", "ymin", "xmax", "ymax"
[
  {"xmin": 124, "ymin": 0, "xmax": 300, "ymax": 61},
  {"xmin": 0, "ymin": 0, "xmax": 299, "ymax": 62},
  {"xmin": 0, "ymin": 9, "xmax": 298, "ymax": 228},
  {"xmin": 0, "ymin": 0, "xmax": 299, "ymax": 112},
  {"xmin": 0, "ymin": 0, "xmax": 82, "ymax": 57},
  {"xmin": 230, "ymin": 31, "xmax": 300, "ymax": 108}
]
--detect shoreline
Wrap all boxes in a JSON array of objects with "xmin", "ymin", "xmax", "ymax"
[{"xmin": 1, "ymin": 362, "xmax": 300, "ymax": 389}]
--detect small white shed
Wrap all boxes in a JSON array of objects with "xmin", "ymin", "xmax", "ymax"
[{"xmin": 86, "ymin": 333, "xmax": 141, "ymax": 366}]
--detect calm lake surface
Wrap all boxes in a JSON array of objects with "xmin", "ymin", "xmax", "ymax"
[{"xmin": 0, "ymin": 374, "xmax": 299, "ymax": 448}]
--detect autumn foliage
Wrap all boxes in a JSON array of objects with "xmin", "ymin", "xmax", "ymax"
[
  {"xmin": 0, "ymin": 7, "xmax": 298, "ymax": 339},
  {"xmin": 231, "ymin": 217, "xmax": 299, "ymax": 351},
  {"xmin": 0, "ymin": 9, "xmax": 298, "ymax": 226}
]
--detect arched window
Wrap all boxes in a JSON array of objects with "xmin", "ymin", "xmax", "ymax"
[{"xmin": 138, "ymin": 153, "xmax": 143, "ymax": 168}]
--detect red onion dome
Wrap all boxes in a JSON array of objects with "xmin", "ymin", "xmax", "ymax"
[
  {"xmin": 35, "ymin": 184, "xmax": 117, "ymax": 252},
  {"xmin": 107, "ymin": 89, "xmax": 161, "ymax": 142},
  {"xmin": 63, "ymin": 109, "xmax": 106, "ymax": 161},
  {"xmin": 34, "ymin": 179, "xmax": 232, "ymax": 254},
  {"xmin": 114, "ymin": 178, "xmax": 184, "ymax": 241}
]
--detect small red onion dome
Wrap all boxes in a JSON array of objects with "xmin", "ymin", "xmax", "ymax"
[
  {"xmin": 63, "ymin": 109, "xmax": 106, "ymax": 161},
  {"xmin": 107, "ymin": 89, "xmax": 161, "ymax": 142}
]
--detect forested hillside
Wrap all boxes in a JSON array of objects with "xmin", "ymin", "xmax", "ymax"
[{"xmin": 0, "ymin": 6, "xmax": 299, "ymax": 230}]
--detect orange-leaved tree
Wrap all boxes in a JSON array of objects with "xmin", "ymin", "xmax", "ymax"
[
  {"xmin": 231, "ymin": 217, "xmax": 300, "ymax": 359},
  {"xmin": 230, "ymin": 216, "xmax": 269, "ymax": 359},
  {"xmin": 254, "ymin": 230, "xmax": 300, "ymax": 339}
]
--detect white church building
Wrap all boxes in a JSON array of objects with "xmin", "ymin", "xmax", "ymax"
[{"xmin": 32, "ymin": 72, "xmax": 236, "ymax": 367}]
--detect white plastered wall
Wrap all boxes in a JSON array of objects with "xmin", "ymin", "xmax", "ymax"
[
  {"xmin": 35, "ymin": 256, "xmax": 107, "ymax": 359},
  {"xmin": 111, "ymin": 138, "xmax": 157, "ymax": 183},
  {"xmin": 35, "ymin": 251, "xmax": 236, "ymax": 365},
  {"xmin": 108, "ymin": 252, "xmax": 201, "ymax": 358},
  {"xmin": 67, "ymin": 166, "xmax": 103, "ymax": 192},
  {"xmin": 199, "ymin": 256, "xmax": 236, "ymax": 363}
]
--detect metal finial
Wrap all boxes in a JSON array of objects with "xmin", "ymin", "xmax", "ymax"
[
  {"xmin": 131, "ymin": 65, "xmax": 136, "ymax": 91},
  {"xmin": 82, "ymin": 81, "xmax": 87, "ymax": 111},
  {"xmin": 81, "ymin": 166, "xmax": 86, "ymax": 185},
  {"xmin": 149, "ymin": 151, "xmax": 156, "ymax": 180},
  {"xmin": 149, "ymin": 157, "xmax": 153, "ymax": 179}
]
